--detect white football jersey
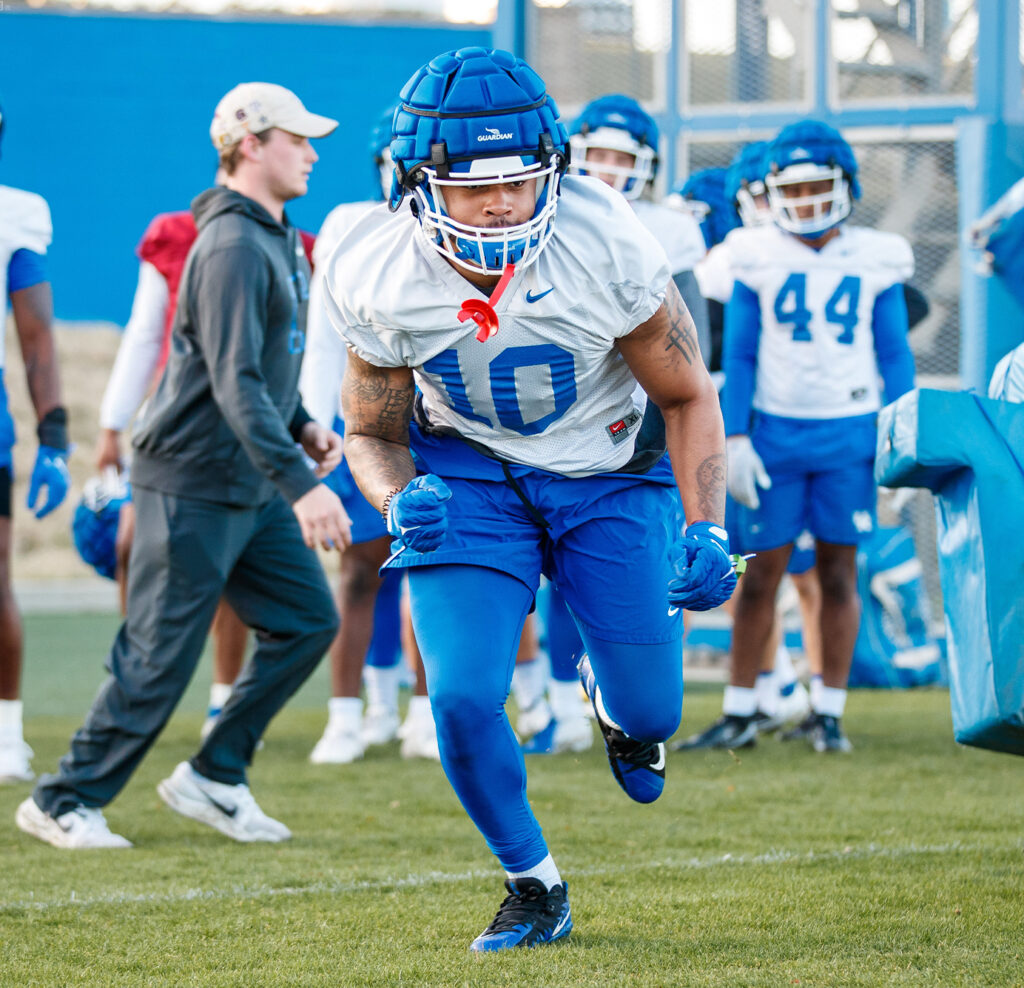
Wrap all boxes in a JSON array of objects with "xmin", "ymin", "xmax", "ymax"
[
  {"xmin": 301, "ymin": 199, "xmax": 383, "ymax": 427},
  {"xmin": 325, "ymin": 175, "xmax": 672, "ymax": 477},
  {"xmin": 728, "ymin": 223, "xmax": 913, "ymax": 420},
  {"xmin": 1, "ymin": 185, "xmax": 52, "ymax": 371},
  {"xmin": 632, "ymin": 199, "xmax": 706, "ymax": 275},
  {"xmin": 694, "ymin": 239, "xmax": 736, "ymax": 304}
]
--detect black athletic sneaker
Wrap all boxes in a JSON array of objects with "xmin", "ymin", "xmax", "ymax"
[
  {"xmin": 809, "ymin": 714, "xmax": 853, "ymax": 753},
  {"xmin": 671, "ymin": 713, "xmax": 760, "ymax": 751},
  {"xmin": 578, "ymin": 654, "xmax": 665, "ymax": 803},
  {"xmin": 780, "ymin": 711, "xmax": 818, "ymax": 742},
  {"xmin": 469, "ymin": 878, "xmax": 572, "ymax": 952}
]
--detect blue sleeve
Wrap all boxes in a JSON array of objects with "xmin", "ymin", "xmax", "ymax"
[
  {"xmin": 722, "ymin": 279, "xmax": 761, "ymax": 436},
  {"xmin": 7, "ymin": 249, "xmax": 48, "ymax": 294},
  {"xmin": 873, "ymin": 283, "xmax": 915, "ymax": 404}
]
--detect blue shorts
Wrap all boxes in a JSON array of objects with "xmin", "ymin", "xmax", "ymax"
[
  {"xmin": 738, "ymin": 412, "xmax": 877, "ymax": 549},
  {"xmin": 385, "ymin": 467, "xmax": 683, "ymax": 646},
  {"xmin": 323, "ymin": 417, "xmax": 387, "ymax": 545},
  {"xmin": 0, "ymin": 373, "xmax": 14, "ymax": 471}
]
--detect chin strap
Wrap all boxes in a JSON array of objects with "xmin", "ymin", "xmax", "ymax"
[{"xmin": 458, "ymin": 263, "xmax": 516, "ymax": 342}]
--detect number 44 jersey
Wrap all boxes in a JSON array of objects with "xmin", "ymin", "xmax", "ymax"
[
  {"xmin": 728, "ymin": 223, "xmax": 913, "ymax": 420},
  {"xmin": 323, "ymin": 175, "xmax": 672, "ymax": 478}
]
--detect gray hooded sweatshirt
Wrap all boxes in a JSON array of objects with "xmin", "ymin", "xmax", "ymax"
[{"xmin": 132, "ymin": 187, "xmax": 318, "ymax": 507}]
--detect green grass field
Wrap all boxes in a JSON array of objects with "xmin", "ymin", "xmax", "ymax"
[{"xmin": 1, "ymin": 613, "xmax": 1021, "ymax": 987}]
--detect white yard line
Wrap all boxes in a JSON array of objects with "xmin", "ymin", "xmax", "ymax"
[{"xmin": 0, "ymin": 841, "xmax": 987, "ymax": 914}]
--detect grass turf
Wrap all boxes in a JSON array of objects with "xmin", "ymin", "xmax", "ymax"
[{"xmin": 1, "ymin": 613, "xmax": 1021, "ymax": 986}]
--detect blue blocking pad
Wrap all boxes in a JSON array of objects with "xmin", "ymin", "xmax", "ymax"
[{"xmin": 876, "ymin": 389, "xmax": 1024, "ymax": 755}]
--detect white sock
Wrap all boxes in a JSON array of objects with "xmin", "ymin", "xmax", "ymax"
[
  {"xmin": 208, "ymin": 682, "xmax": 233, "ymax": 714},
  {"xmin": 549, "ymin": 678, "xmax": 585, "ymax": 723},
  {"xmin": 507, "ymin": 853, "xmax": 562, "ymax": 892},
  {"xmin": 363, "ymin": 664, "xmax": 401, "ymax": 712},
  {"xmin": 0, "ymin": 699, "xmax": 24, "ymax": 740},
  {"xmin": 722, "ymin": 685, "xmax": 758, "ymax": 717},
  {"xmin": 512, "ymin": 656, "xmax": 549, "ymax": 711},
  {"xmin": 809, "ymin": 675, "xmax": 825, "ymax": 712},
  {"xmin": 815, "ymin": 686, "xmax": 847, "ymax": 718},
  {"xmin": 774, "ymin": 641, "xmax": 796, "ymax": 683},
  {"xmin": 404, "ymin": 695, "xmax": 434, "ymax": 726},
  {"xmin": 327, "ymin": 696, "xmax": 363, "ymax": 732},
  {"xmin": 755, "ymin": 672, "xmax": 778, "ymax": 716}
]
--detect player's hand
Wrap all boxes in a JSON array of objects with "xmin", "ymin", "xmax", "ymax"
[
  {"xmin": 727, "ymin": 435, "xmax": 772, "ymax": 510},
  {"xmin": 387, "ymin": 474, "xmax": 452, "ymax": 553},
  {"xmin": 95, "ymin": 428, "xmax": 123, "ymax": 473},
  {"xmin": 27, "ymin": 445, "xmax": 70, "ymax": 519},
  {"xmin": 292, "ymin": 483, "xmax": 352, "ymax": 551},
  {"xmin": 300, "ymin": 422, "xmax": 344, "ymax": 478},
  {"xmin": 668, "ymin": 521, "xmax": 737, "ymax": 611}
]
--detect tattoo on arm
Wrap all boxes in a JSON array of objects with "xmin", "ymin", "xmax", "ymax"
[
  {"xmin": 695, "ymin": 453, "xmax": 726, "ymax": 524},
  {"xmin": 663, "ymin": 285, "xmax": 699, "ymax": 366}
]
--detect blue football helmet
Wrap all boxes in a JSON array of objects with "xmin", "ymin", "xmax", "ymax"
[
  {"xmin": 765, "ymin": 120, "xmax": 860, "ymax": 238},
  {"xmin": 71, "ymin": 470, "xmax": 129, "ymax": 581},
  {"xmin": 389, "ymin": 47, "xmax": 569, "ymax": 276},
  {"xmin": 675, "ymin": 167, "xmax": 737, "ymax": 249},
  {"xmin": 569, "ymin": 94, "xmax": 658, "ymax": 200},
  {"xmin": 369, "ymin": 103, "xmax": 399, "ymax": 202},
  {"xmin": 725, "ymin": 141, "xmax": 771, "ymax": 228}
]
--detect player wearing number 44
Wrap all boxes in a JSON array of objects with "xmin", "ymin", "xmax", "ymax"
[
  {"xmin": 323, "ymin": 47, "xmax": 737, "ymax": 951},
  {"xmin": 687, "ymin": 120, "xmax": 915, "ymax": 754}
]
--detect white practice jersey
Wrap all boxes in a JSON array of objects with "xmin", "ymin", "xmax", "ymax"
[
  {"xmin": 729, "ymin": 223, "xmax": 913, "ymax": 420},
  {"xmin": 301, "ymin": 199, "xmax": 384, "ymax": 427},
  {"xmin": 325, "ymin": 175, "xmax": 672, "ymax": 477},
  {"xmin": 1, "ymin": 185, "xmax": 52, "ymax": 371},
  {"xmin": 632, "ymin": 199, "xmax": 706, "ymax": 275},
  {"xmin": 694, "ymin": 238, "xmax": 736, "ymax": 304}
]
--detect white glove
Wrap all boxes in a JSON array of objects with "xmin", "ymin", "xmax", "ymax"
[{"xmin": 727, "ymin": 435, "xmax": 772, "ymax": 510}]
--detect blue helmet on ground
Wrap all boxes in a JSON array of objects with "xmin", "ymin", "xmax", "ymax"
[
  {"xmin": 71, "ymin": 471, "xmax": 129, "ymax": 581},
  {"xmin": 765, "ymin": 120, "xmax": 860, "ymax": 238},
  {"xmin": 675, "ymin": 167, "xmax": 738, "ymax": 249},
  {"xmin": 369, "ymin": 103, "xmax": 399, "ymax": 201},
  {"xmin": 725, "ymin": 140, "xmax": 771, "ymax": 227},
  {"xmin": 568, "ymin": 93, "xmax": 659, "ymax": 199},
  {"xmin": 389, "ymin": 47, "xmax": 569, "ymax": 276}
]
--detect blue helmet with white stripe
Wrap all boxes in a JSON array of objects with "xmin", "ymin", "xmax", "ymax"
[
  {"xmin": 765, "ymin": 120, "xmax": 860, "ymax": 238},
  {"xmin": 568, "ymin": 93, "xmax": 659, "ymax": 199},
  {"xmin": 725, "ymin": 141, "xmax": 771, "ymax": 227},
  {"xmin": 369, "ymin": 103, "xmax": 399, "ymax": 201},
  {"xmin": 71, "ymin": 471, "xmax": 130, "ymax": 581},
  {"xmin": 389, "ymin": 47, "xmax": 569, "ymax": 276},
  {"xmin": 676, "ymin": 167, "xmax": 737, "ymax": 249}
]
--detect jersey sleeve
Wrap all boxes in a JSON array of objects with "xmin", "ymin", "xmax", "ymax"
[
  {"xmin": 7, "ymin": 249, "xmax": 47, "ymax": 293},
  {"xmin": 694, "ymin": 241, "xmax": 734, "ymax": 304},
  {"xmin": 3, "ymin": 187, "xmax": 52, "ymax": 255},
  {"xmin": 867, "ymin": 231, "xmax": 915, "ymax": 289}
]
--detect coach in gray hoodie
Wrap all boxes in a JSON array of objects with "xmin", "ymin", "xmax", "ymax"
[{"xmin": 18, "ymin": 83, "xmax": 351, "ymax": 850}]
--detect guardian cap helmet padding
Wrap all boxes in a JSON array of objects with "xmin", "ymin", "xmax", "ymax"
[
  {"xmin": 568, "ymin": 93, "xmax": 658, "ymax": 199},
  {"xmin": 71, "ymin": 470, "xmax": 129, "ymax": 581},
  {"xmin": 389, "ymin": 47, "xmax": 569, "ymax": 275}
]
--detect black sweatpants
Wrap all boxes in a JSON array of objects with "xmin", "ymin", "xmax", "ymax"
[{"xmin": 34, "ymin": 487, "xmax": 338, "ymax": 817}]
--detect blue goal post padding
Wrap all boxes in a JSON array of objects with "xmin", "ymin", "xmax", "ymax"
[{"xmin": 876, "ymin": 389, "xmax": 1024, "ymax": 755}]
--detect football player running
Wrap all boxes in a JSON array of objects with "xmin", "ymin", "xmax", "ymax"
[
  {"xmin": 0, "ymin": 103, "xmax": 70, "ymax": 784},
  {"xmin": 324, "ymin": 48, "xmax": 735, "ymax": 951},
  {"xmin": 685, "ymin": 121, "xmax": 915, "ymax": 754},
  {"xmin": 301, "ymin": 105, "xmax": 438, "ymax": 764}
]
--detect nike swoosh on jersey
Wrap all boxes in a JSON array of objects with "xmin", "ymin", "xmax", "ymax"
[
  {"xmin": 667, "ymin": 606, "xmax": 680, "ymax": 617},
  {"xmin": 525, "ymin": 287, "xmax": 554, "ymax": 303}
]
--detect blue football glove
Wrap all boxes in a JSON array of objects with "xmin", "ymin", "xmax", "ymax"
[
  {"xmin": 27, "ymin": 445, "xmax": 70, "ymax": 519},
  {"xmin": 387, "ymin": 474, "xmax": 452, "ymax": 553},
  {"xmin": 668, "ymin": 521, "xmax": 737, "ymax": 612}
]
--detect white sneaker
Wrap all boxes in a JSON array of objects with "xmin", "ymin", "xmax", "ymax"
[
  {"xmin": 516, "ymin": 698, "xmax": 553, "ymax": 739},
  {"xmin": 156, "ymin": 761, "xmax": 291, "ymax": 843},
  {"xmin": 398, "ymin": 718, "xmax": 440, "ymax": 760},
  {"xmin": 0, "ymin": 739, "xmax": 34, "ymax": 783},
  {"xmin": 309, "ymin": 723, "xmax": 365, "ymax": 764},
  {"xmin": 551, "ymin": 715, "xmax": 594, "ymax": 753},
  {"xmin": 16, "ymin": 797, "xmax": 132, "ymax": 849},
  {"xmin": 361, "ymin": 705, "xmax": 400, "ymax": 747}
]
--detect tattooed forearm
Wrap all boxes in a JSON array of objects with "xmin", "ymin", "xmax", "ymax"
[
  {"xmin": 663, "ymin": 284, "xmax": 699, "ymax": 366},
  {"xmin": 695, "ymin": 452, "xmax": 726, "ymax": 524},
  {"xmin": 344, "ymin": 435, "xmax": 416, "ymax": 510}
]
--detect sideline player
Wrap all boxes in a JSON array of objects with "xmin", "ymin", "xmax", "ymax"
[
  {"xmin": 16, "ymin": 83, "xmax": 348, "ymax": 848},
  {"xmin": 93, "ymin": 186, "xmax": 316, "ymax": 737},
  {"xmin": 0, "ymin": 104, "xmax": 70, "ymax": 784},
  {"xmin": 683, "ymin": 121, "xmax": 915, "ymax": 753},
  {"xmin": 301, "ymin": 105, "xmax": 438, "ymax": 763},
  {"xmin": 325, "ymin": 48, "xmax": 735, "ymax": 950}
]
